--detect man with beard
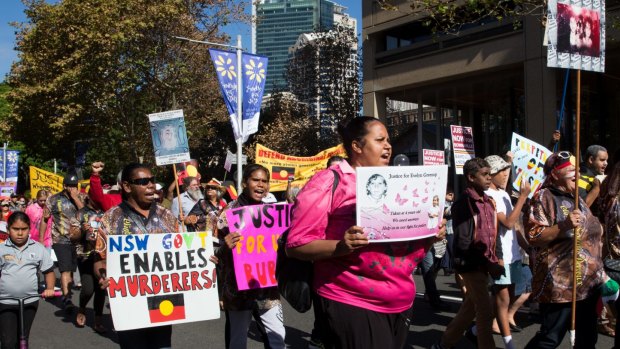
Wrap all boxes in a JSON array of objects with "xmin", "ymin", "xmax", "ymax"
[{"xmin": 171, "ymin": 176, "xmax": 206, "ymax": 231}]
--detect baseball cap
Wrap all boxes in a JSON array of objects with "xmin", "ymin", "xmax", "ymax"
[
  {"xmin": 484, "ymin": 155, "xmax": 511, "ymax": 175},
  {"xmin": 63, "ymin": 173, "xmax": 79, "ymax": 186}
]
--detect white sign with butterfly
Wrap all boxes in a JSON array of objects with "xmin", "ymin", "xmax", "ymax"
[{"xmin": 356, "ymin": 165, "xmax": 448, "ymax": 243}]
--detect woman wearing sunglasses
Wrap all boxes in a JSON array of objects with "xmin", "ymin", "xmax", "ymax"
[{"xmin": 524, "ymin": 151, "xmax": 605, "ymax": 349}]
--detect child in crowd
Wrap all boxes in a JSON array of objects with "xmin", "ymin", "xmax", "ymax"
[{"xmin": 0, "ymin": 212, "xmax": 56, "ymax": 348}]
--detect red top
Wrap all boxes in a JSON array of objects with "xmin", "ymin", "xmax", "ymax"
[{"xmin": 89, "ymin": 173, "xmax": 122, "ymax": 211}]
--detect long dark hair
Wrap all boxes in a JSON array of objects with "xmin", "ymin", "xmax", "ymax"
[
  {"xmin": 598, "ymin": 162, "xmax": 620, "ymax": 220},
  {"xmin": 337, "ymin": 116, "xmax": 383, "ymax": 158}
]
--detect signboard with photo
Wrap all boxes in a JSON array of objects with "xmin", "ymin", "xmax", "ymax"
[
  {"xmin": 356, "ymin": 165, "xmax": 448, "ymax": 243},
  {"xmin": 148, "ymin": 110, "xmax": 191, "ymax": 166}
]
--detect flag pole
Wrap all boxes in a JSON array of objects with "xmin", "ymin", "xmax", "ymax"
[
  {"xmin": 236, "ymin": 34, "xmax": 243, "ymax": 193},
  {"xmin": 172, "ymin": 163, "xmax": 186, "ymax": 232},
  {"xmin": 570, "ymin": 69, "xmax": 581, "ymax": 348}
]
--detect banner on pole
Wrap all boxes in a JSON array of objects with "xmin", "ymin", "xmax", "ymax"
[
  {"xmin": 0, "ymin": 150, "xmax": 19, "ymax": 195},
  {"xmin": 106, "ymin": 232, "xmax": 220, "ymax": 331},
  {"xmin": 422, "ymin": 149, "xmax": 445, "ymax": 166},
  {"xmin": 356, "ymin": 165, "xmax": 448, "ymax": 242},
  {"xmin": 546, "ymin": 0, "xmax": 605, "ymax": 73},
  {"xmin": 255, "ymin": 144, "xmax": 347, "ymax": 191},
  {"xmin": 209, "ymin": 49, "xmax": 268, "ymax": 142},
  {"xmin": 29, "ymin": 166, "xmax": 63, "ymax": 198},
  {"xmin": 148, "ymin": 110, "xmax": 191, "ymax": 166},
  {"xmin": 510, "ymin": 133, "xmax": 553, "ymax": 198},
  {"xmin": 225, "ymin": 203, "xmax": 291, "ymax": 290},
  {"xmin": 450, "ymin": 125, "xmax": 475, "ymax": 175}
]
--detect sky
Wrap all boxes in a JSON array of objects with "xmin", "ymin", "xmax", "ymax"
[{"xmin": 0, "ymin": 0, "xmax": 361, "ymax": 82}]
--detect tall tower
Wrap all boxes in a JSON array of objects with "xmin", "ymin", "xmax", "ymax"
[{"xmin": 255, "ymin": 0, "xmax": 336, "ymax": 93}]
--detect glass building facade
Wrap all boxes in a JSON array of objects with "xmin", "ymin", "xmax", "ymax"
[{"xmin": 256, "ymin": 0, "xmax": 336, "ymax": 93}]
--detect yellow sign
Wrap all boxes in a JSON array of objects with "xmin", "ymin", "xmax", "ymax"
[
  {"xmin": 255, "ymin": 144, "xmax": 347, "ymax": 191},
  {"xmin": 29, "ymin": 166, "xmax": 63, "ymax": 198}
]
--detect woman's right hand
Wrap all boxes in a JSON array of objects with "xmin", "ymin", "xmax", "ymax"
[
  {"xmin": 225, "ymin": 232, "xmax": 241, "ymax": 250},
  {"xmin": 336, "ymin": 226, "xmax": 369, "ymax": 256}
]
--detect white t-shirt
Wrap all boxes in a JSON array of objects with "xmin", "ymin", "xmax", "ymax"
[{"xmin": 485, "ymin": 188, "xmax": 521, "ymax": 263}]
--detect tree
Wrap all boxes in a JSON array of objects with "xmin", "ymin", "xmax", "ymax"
[
  {"xmin": 5, "ymin": 0, "xmax": 243, "ymax": 181},
  {"xmin": 287, "ymin": 23, "xmax": 360, "ymax": 142}
]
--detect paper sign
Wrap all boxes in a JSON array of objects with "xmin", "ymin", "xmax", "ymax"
[
  {"xmin": 106, "ymin": 232, "xmax": 220, "ymax": 331},
  {"xmin": 510, "ymin": 133, "xmax": 553, "ymax": 198},
  {"xmin": 356, "ymin": 165, "xmax": 448, "ymax": 242},
  {"xmin": 450, "ymin": 125, "xmax": 476, "ymax": 175},
  {"xmin": 29, "ymin": 166, "xmax": 63, "ymax": 198},
  {"xmin": 224, "ymin": 150, "xmax": 248, "ymax": 173},
  {"xmin": 255, "ymin": 144, "xmax": 347, "ymax": 191},
  {"xmin": 423, "ymin": 149, "xmax": 445, "ymax": 165},
  {"xmin": 148, "ymin": 110, "xmax": 191, "ymax": 166},
  {"xmin": 225, "ymin": 203, "xmax": 292, "ymax": 290},
  {"xmin": 546, "ymin": 0, "xmax": 605, "ymax": 73}
]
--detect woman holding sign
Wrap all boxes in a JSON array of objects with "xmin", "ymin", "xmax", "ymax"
[
  {"xmin": 216, "ymin": 164, "xmax": 286, "ymax": 349},
  {"xmin": 286, "ymin": 117, "xmax": 445, "ymax": 349}
]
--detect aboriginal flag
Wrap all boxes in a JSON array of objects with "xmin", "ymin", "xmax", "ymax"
[
  {"xmin": 271, "ymin": 166, "xmax": 295, "ymax": 181},
  {"xmin": 147, "ymin": 294, "xmax": 185, "ymax": 323}
]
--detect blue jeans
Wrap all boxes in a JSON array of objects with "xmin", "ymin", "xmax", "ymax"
[{"xmin": 421, "ymin": 249, "xmax": 441, "ymax": 304}]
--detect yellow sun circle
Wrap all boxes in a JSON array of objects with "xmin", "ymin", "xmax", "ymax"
[
  {"xmin": 159, "ymin": 300, "xmax": 174, "ymax": 316},
  {"xmin": 279, "ymin": 170, "xmax": 288, "ymax": 178}
]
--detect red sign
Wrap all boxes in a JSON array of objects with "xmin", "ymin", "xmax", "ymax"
[{"xmin": 423, "ymin": 149, "xmax": 445, "ymax": 165}]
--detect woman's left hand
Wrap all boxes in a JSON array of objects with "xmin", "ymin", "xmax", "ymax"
[{"xmin": 434, "ymin": 219, "xmax": 447, "ymax": 242}]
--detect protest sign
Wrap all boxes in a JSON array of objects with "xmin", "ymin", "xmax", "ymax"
[
  {"xmin": 29, "ymin": 166, "xmax": 63, "ymax": 198},
  {"xmin": 224, "ymin": 150, "xmax": 248, "ymax": 173},
  {"xmin": 106, "ymin": 231, "xmax": 219, "ymax": 331},
  {"xmin": 450, "ymin": 125, "xmax": 475, "ymax": 175},
  {"xmin": 423, "ymin": 149, "xmax": 445, "ymax": 165},
  {"xmin": 255, "ymin": 144, "xmax": 346, "ymax": 191},
  {"xmin": 148, "ymin": 110, "xmax": 190, "ymax": 166},
  {"xmin": 356, "ymin": 165, "xmax": 448, "ymax": 242},
  {"xmin": 0, "ymin": 150, "xmax": 19, "ymax": 194},
  {"xmin": 225, "ymin": 203, "xmax": 291, "ymax": 290},
  {"xmin": 510, "ymin": 133, "xmax": 553, "ymax": 198},
  {"xmin": 547, "ymin": 0, "xmax": 605, "ymax": 73}
]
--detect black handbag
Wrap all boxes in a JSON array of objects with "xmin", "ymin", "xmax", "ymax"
[{"xmin": 275, "ymin": 170, "xmax": 339, "ymax": 313}]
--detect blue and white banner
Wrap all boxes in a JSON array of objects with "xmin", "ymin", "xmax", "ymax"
[
  {"xmin": 209, "ymin": 49, "xmax": 268, "ymax": 142},
  {"xmin": 0, "ymin": 150, "xmax": 19, "ymax": 194}
]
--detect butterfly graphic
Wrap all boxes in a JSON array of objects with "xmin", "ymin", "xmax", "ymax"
[
  {"xmin": 421, "ymin": 196, "xmax": 429, "ymax": 203},
  {"xmin": 382, "ymin": 204, "xmax": 391, "ymax": 214},
  {"xmin": 412, "ymin": 188, "xmax": 419, "ymax": 197},
  {"xmin": 412, "ymin": 201, "xmax": 419, "ymax": 208},
  {"xmin": 402, "ymin": 184, "xmax": 408, "ymax": 191},
  {"xmin": 425, "ymin": 180, "xmax": 430, "ymax": 185},
  {"xmin": 395, "ymin": 193, "xmax": 408, "ymax": 206},
  {"xmin": 424, "ymin": 187, "xmax": 429, "ymax": 193}
]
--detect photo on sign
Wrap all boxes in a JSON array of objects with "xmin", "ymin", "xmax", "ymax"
[
  {"xmin": 557, "ymin": 4, "xmax": 601, "ymax": 57},
  {"xmin": 148, "ymin": 110, "xmax": 191, "ymax": 166}
]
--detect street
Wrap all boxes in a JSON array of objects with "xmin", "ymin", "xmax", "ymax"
[{"xmin": 28, "ymin": 274, "xmax": 614, "ymax": 348}]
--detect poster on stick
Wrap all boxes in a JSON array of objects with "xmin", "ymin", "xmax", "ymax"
[
  {"xmin": 106, "ymin": 232, "xmax": 220, "ymax": 331},
  {"xmin": 29, "ymin": 166, "xmax": 63, "ymax": 198},
  {"xmin": 255, "ymin": 144, "xmax": 347, "ymax": 191},
  {"xmin": 547, "ymin": 0, "xmax": 605, "ymax": 73},
  {"xmin": 423, "ymin": 149, "xmax": 445, "ymax": 165},
  {"xmin": 225, "ymin": 203, "xmax": 292, "ymax": 290},
  {"xmin": 356, "ymin": 165, "xmax": 448, "ymax": 242},
  {"xmin": 510, "ymin": 133, "xmax": 553, "ymax": 198},
  {"xmin": 450, "ymin": 125, "xmax": 475, "ymax": 175},
  {"xmin": 148, "ymin": 110, "xmax": 191, "ymax": 166}
]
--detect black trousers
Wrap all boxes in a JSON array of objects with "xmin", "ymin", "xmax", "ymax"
[
  {"xmin": 77, "ymin": 255, "xmax": 106, "ymax": 316},
  {"xmin": 224, "ymin": 307, "xmax": 272, "ymax": 349},
  {"xmin": 116, "ymin": 325, "xmax": 172, "ymax": 349},
  {"xmin": 318, "ymin": 296, "xmax": 412, "ymax": 349},
  {"xmin": 525, "ymin": 294, "xmax": 599, "ymax": 349},
  {"xmin": 0, "ymin": 301, "xmax": 39, "ymax": 349}
]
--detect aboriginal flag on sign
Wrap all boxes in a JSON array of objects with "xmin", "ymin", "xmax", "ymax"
[
  {"xmin": 147, "ymin": 294, "xmax": 185, "ymax": 323},
  {"xmin": 271, "ymin": 166, "xmax": 295, "ymax": 181}
]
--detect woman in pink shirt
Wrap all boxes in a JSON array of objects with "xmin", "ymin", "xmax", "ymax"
[
  {"xmin": 286, "ymin": 117, "xmax": 445, "ymax": 349},
  {"xmin": 25, "ymin": 190, "xmax": 52, "ymax": 248}
]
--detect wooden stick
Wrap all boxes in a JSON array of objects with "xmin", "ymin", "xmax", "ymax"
[
  {"xmin": 173, "ymin": 163, "xmax": 186, "ymax": 232},
  {"xmin": 570, "ymin": 69, "xmax": 581, "ymax": 348}
]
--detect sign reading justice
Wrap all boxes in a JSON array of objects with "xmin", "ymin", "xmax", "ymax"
[{"xmin": 225, "ymin": 203, "xmax": 292, "ymax": 290}]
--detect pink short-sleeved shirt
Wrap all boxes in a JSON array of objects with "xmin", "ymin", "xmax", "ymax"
[
  {"xmin": 25, "ymin": 204, "xmax": 52, "ymax": 248},
  {"xmin": 287, "ymin": 160, "xmax": 427, "ymax": 313}
]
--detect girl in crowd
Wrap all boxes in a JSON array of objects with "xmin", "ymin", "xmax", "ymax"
[
  {"xmin": 25, "ymin": 189, "xmax": 52, "ymax": 249},
  {"xmin": 216, "ymin": 164, "xmax": 285, "ymax": 349},
  {"xmin": 286, "ymin": 116, "xmax": 445, "ymax": 349}
]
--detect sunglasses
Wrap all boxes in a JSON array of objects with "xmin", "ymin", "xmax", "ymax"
[
  {"xmin": 1, "ymin": 204, "xmax": 8, "ymax": 207},
  {"xmin": 205, "ymin": 186, "xmax": 218, "ymax": 190},
  {"xmin": 127, "ymin": 177, "xmax": 156, "ymax": 186},
  {"xmin": 557, "ymin": 151, "xmax": 571, "ymax": 160}
]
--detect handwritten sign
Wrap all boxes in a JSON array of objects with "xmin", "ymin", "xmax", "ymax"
[
  {"xmin": 148, "ymin": 110, "xmax": 191, "ymax": 166},
  {"xmin": 29, "ymin": 166, "xmax": 63, "ymax": 198},
  {"xmin": 450, "ymin": 125, "xmax": 475, "ymax": 175},
  {"xmin": 225, "ymin": 203, "xmax": 292, "ymax": 290},
  {"xmin": 423, "ymin": 149, "xmax": 445, "ymax": 165},
  {"xmin": 510, "ymin": 133, "xmax": 553, "ymax": 198},
  {"xmin": 356, "ymin": 165, "xmax": 448, "ymax": 242},
  {"xmin": 106, "ymin": 232, "xmax": 219, "ymax": 331}
]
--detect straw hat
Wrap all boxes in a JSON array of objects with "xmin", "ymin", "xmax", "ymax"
[{"xmin": 202, "ymin": 178, "xmax": 226, "ymax": 193}]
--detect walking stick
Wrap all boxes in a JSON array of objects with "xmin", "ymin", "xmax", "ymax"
[
  {"xmin": 570, "ymin": 69, "xmax": 581, "ymax": 348},
  {"xmin": 172, "ymin": 163, "xmax": 186, "ymax": 232}
]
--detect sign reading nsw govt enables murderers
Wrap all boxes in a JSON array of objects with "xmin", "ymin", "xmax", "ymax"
[
  {"xmin": 106, "ymin": 232, "xmax": 220, "ymax": 331},
  {"xmin": 225, "ymin": 203, "xmax": 292, "ymax": 290}
]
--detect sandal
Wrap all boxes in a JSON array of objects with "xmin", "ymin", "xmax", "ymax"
[
  {"xmin": 598, "ymin": 323, "xmax": 615, "ymax": 337},
  {"xmin": 76, "ymin": 312, "xmax": 86, "ymax": 328}
]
